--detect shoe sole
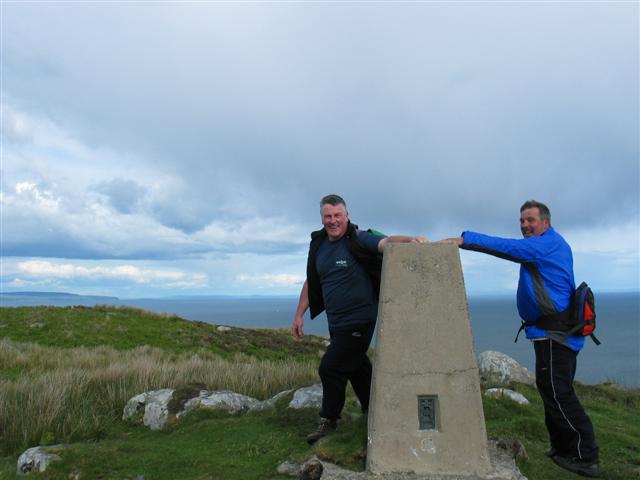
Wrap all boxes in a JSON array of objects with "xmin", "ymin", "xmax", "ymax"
[{"xmin": 552, "ymin": 456, "xmax": 601, "ymax": 478}]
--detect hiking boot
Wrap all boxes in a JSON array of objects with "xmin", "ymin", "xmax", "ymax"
[
  {"xmin": 306, "ymin": 418, "xmax": 337, "ymax": 444},
  {"xmin": 545, "ymin": 446, "xmax": 559, "ymax": 458},
  {"xmin": 552, "ymin": 454, "xmax": 601, "ymax": 478}
]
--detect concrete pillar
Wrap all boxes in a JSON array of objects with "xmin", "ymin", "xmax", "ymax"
[{"xmin": 367, "ymin": 244, "xmax": 491, "ymax": 477}]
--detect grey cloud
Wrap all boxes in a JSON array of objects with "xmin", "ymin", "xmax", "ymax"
[
  {"xmin": 1, "ymin": 2, "xmax": 637, "ymax": 248},
  {"xmin": 94, "ymin": 178, "xmax": 147, "ymax": 215},
  {"xmin": 1, "ymin": 210, "xmax": 201, "ymax": 260},
  {"xmin": 149, "ymin": 200, "xmax": 210, "ymax": 234}
]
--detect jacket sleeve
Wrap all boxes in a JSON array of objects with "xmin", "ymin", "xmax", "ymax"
[{"xmin": 461, "ymin": 231, "xmax": 552, "ymax": 264}]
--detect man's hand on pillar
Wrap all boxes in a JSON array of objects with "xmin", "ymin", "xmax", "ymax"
[{"xmin": 437, "ymin": 237, "xmax": 463, "ymax": 246}]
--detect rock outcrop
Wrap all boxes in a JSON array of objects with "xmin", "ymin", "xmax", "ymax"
[
  {"xmin": 122, "ymin": 384, "xmax": 323, "ymax": 430},
  {"xmin": 179, "ymin": 390, "xmax": 260, "ymax": 417},
  {"xmin": 479, "ymin": 351, "xmax": 535, "ymax": 386},
  {"xmin": 121, "ymin": 350, "xmax": 538, "ymax": 434},
  {"xmin": 251, "ymin": 389, "xmax": 294, "ymax": 412},
  {"xmin": 485, "ymin": 388, "xmax": 530, "ymax": 405},
  {"xmin": 123, "ymin": 388, "xmax": 174, "ymax": 430},
  {"xmin": 16, "ymin": 445, "xmax": 68, "ymax": 476},
  {"xmin": 288, "ymin": 384, "xmax": 323, "ymax": 409}
]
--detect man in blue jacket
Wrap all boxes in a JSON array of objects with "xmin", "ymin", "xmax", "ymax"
[
  {"xmin": 441, "ymin": 200, "xmax": 600, "ymax": 478},
  {"xmin": 292, "ymin": 194, "xmax": 425, "ymax": 444}
]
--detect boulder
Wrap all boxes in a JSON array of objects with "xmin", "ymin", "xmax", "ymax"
[
  {"xmin": 485, "ymin": 388, "xmax": 530, "ymax": 405},
  {"xmin": 17, "ymin": 445, "xmax": 67, "ymax": 475},
  {"xmin": 479, "ymin": 351, "xmax": 535, "ymax": 385},
  {"xmin": 180, "ymin": 390, "xmax": 259, "ymax": 416},
  {"xmin": 250, "ymin": 389, "xmax": 293, "ymax": 412},
  {"xmin": 143, "ymin": 390, "xmax": 174, "ymax": 430},
  {"xmin": 276, "ymin": 460, "xmax": 300, "ymax": 476},
  {"xmin": 496, "ymin": 438, "xmax": 529, "ymax": 462},
  {"xmin": 122, "ymin": 392, "xmax": 149, "ymax": 420},
  {"xmin": 288, "ymin": 384, "xmax": 323, "ymax": 410},
  {"xmin": 124, "ymin": 384, "xmax": 324, "ymax": 430},
  {"xmin": 299, "ymin": 457, "xmax": 324, "ymax": 480},
  {"xmin": 122, "ymin": 389, "xmax": 174, "ymax": 430}
]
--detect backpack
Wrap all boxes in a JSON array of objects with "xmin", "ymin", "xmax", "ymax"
[
  {"xmin": 515, "ymin": 281, "xmax": 601, "ymax": 345},
  {"xmin": 568, "ymin": 282, "xmax": 600, "ymax": 345}
]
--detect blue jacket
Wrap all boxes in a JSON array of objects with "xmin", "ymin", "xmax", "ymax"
[{"xmin": 461, "ymin": 227, "xmax": 584, "ymax": 351}]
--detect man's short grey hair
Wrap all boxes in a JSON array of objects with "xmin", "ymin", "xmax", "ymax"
[
  {"xmin": 520, "ymin": 199, "xmax": 551, "ymax": 223},
  {"xmin": 320, "ymin": 194, "xmax": 347, "ymax": 212}
]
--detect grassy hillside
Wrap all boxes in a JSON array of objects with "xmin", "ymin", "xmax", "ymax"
[
  {"xmin": 0, "ymin": 305, "xmax": 327, "ymax": 361},
  {"xmin": 1, "ymin": 306, "xmax": 638, "ymax": 479}
]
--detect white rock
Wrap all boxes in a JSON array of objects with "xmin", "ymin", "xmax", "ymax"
[
  {"xmin": 123, "ymin": 389, "xmax": 175, "ymax": 429},
  {"xmin": 487, "ymin": 439, "xmax": 529, "ymax": 480},
  {"xmin": 276, "ymin": 461, "xmax": 300, "ymax": 476},
  {"xmin": 16, "ymin": 445, "xmax": 65, "ymax": 475},
  {"xmin": 196, "ymin": 390, "xmax": 259, "ymax": 413},
  {"xmin": 217, "ymin": 326, "xmax": 232, "ymax": 332},
  {"xmin": 142, "ymin": 389, "xmax": 175, "ymax": 430},
  {"xmin": 485, "ymin": 388, "xmax": 530, "ymax": 405},
  {"xmin": 288, "ymin": 384, "xmax": 323, "ymax": 409},
  {"xmin": 122, "ymin": 392, "xmax": 149, "ymax": 420},
  {"xmin": 250, "ymin": 389, "xmax": 293, "ymax": 412},
  {"xmin": 479, "ymin": 351, "xmax": 535, "ymax": 385},
  {"xmin": 176, "ymin": 390, "xmax": 209, "ymax": 418}
]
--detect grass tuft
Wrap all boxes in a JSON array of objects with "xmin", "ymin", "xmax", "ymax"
[{"xmin": 0, "ymin": 339, "xmax": 317, "ymax": 455}]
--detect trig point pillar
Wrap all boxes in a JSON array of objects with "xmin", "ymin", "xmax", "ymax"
[{"xmin": 367, "ymin": 244, "xmax": 491, "ymax": 477}]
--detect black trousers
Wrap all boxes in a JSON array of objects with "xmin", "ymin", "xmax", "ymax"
[
  {"xmin": 318, "ymin": 322, "xmax": 375, "ymax": 420},
  {"xmin": 534, "ymin": 339, "xmax": 599, "ymax": 461}
]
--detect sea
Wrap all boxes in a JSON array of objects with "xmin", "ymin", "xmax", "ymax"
[{"xmin": 2, "ymin": 291, "xmax": 638, "ymax": 388}]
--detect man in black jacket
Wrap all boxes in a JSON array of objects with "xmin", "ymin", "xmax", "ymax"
[{"xmin": 292, "ymin": 194, "xmax": 425, "ymax": 443}]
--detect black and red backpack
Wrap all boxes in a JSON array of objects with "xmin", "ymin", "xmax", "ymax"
[
  {"xmin": 516, "ymin": 281, "xmax": 601, "ymax": 345},
  {"xmin": 568, "ymin": 282, "xmax": 600, "ymax": 345}
]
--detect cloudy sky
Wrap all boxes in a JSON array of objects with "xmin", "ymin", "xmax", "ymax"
[{"xmin": 1, "ymin": 1, "xmax": 638, "ymax": 298}]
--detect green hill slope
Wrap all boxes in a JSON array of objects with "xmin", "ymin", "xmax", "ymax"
[{"xmin": 0, "ymin": 305, "xmax": 327, "ymax": 361}]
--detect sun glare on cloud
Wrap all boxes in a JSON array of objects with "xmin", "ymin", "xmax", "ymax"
[
  {"xmin": 13, "ymin": 182, "xmax": 60, "ymax": 210},
  {"xmin": 16, "ymin": 260, "xmax": 208, "ymax": 287}
]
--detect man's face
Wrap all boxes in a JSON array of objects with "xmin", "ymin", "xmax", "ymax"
[
  {"xmin": 520, "ymin": 207, "xmax": 550, "ymax": 238},
  {"xmin": 321, "ymin": 203, "xmax": 349, "ymax": 241}
]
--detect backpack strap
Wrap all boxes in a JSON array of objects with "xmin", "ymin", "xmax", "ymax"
[
  {"xmin": 346, "ymin": 224, "xmax": 384, "ymax": 301},
  {"xmin": 514, "ymin": 320, "xmax": 536, "ymax": 343},
  {"xmin": 514, "ymin": 263, "xmax": 564, "ymax": 342},
  {"xmin": 536, "ymin": 308, "xmax": 572, "ymax": 331},
  {"xmin": 567, "ymin": 328, "xmax": 601, "ymax": 345}
]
